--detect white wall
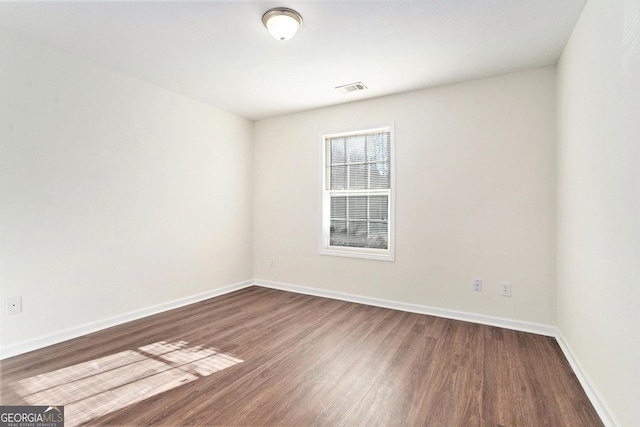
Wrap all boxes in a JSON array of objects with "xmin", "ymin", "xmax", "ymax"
[
  {"xmin": 0, "ymin": 28, "xmax": 254, "ymax": 349},
  {"xmin": 556, "ymin": 0, "xmax": 640, "ymax": 425},
  {"xmin": 254, "ymin": 67, "xmax": 557, "ymax": 326}
]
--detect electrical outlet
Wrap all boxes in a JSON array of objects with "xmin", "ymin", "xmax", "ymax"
[
  {"xmin": 473, "ymin": 278, "xmax": 482, "ymax": 292},
  {"xmin": 6, "ymin": 296, "xmax": 22, "ymax": 315},
  {"xmin": 501, "ymin": 282, "xmax": 511, "ymax": 297}
]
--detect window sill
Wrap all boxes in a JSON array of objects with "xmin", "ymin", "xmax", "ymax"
[{"xmin": 319, "ymin": 246, "xmax": 395, "ymax": 262}]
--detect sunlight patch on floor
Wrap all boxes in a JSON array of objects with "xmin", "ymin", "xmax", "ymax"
[{"xmin": 12, "ymin": 341, "xmax": 243, "ymax": 426}]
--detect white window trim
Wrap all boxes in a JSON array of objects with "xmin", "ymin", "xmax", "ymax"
[{"xmin": 318, "ymin": 122, "xmax": 396, "ymax": 262}]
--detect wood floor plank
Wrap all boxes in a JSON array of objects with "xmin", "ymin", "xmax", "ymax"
[{"xmin": 0, "ymin": 286, "xmax": 603, "ymax": 426}]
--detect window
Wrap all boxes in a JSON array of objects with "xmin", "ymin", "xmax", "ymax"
[{"xmin": 320, "ymin": 124, "xmax": 395, "ymax": 261}]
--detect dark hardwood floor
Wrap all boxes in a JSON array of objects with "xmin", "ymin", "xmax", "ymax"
[{"xmin": 0, "ymin": 286, "xmax": 603, "ymax": 426}]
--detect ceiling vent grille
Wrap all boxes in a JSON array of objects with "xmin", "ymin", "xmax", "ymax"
[{"xmin": 335, "ymin": 82, "xmax": 368, "ymax": 94}]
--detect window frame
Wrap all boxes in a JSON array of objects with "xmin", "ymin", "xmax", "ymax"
[{"xmin": 319, "ymin": 122, "xmax": 396, "ymax": 261}]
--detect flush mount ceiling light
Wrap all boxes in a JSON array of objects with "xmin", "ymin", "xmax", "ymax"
[{"xmin": 262, "ymin": 7, "xmax": 303, "ymax": 41}]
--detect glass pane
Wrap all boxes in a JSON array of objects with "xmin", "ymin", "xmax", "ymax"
[
  {"xmin": 369, "ymin": 162, "xmax": 390, "ymax": 189},
  {"xmin": 348, "ymin": 196, "xmax": 367, "ymax": 220},
  {"xmin": 369, "ymin": 196, "xmax": 388, "ymax": 220},
  {"xmin": 368, "ymin": 222, "xmax": 389, "ymax": 249},
  {"xmin": 347, "ymin": 135, "xmax": 366, "ymax": 163},
  {"xmin": 348, "ymin": 164, "xmax": 367, "ymax": 189},
  {"xmin": 331, "ymin": 196, "xmax": 347, "ymax": 219},
  {"xmin": 331, "ymin": 138, "xmax": 346, "ymax": 164},
  {"xmin": 347, "ymin": 221, "xmax": 368, "ymax": 248},
  {"xmin": 367, "ymin": 133, "xmax": 390, "ymax": 163},
  {"xmin": 369, "ymin": 169, "xmax": 389, "ymax": 189},
  {"xmin": 330, "ymin": 220, "xmax": 348, "ymax": 246},
  {"xmin": 331, "ymin": 165, "xmax": 347, "ymax": 190}
]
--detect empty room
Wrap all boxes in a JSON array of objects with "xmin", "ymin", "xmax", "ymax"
[{"xmin": 0, "ymin": 0, "xmax": 638, "ymax": 426}]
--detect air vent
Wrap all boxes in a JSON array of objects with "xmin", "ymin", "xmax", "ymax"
[{"xmin": 335, "ymin": 82, "xmax": 368, "ymax": 94}]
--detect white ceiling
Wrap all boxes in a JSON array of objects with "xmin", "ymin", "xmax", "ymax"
[{"xmin": 0, "ymin": 1, "xmax": 586, "ymax": 121}]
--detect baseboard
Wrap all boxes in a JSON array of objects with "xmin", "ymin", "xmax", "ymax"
[
  {"xmin": 255, "ymin": 279, "xmax": 557, "ymax": 336},
  {"xmin": 555, "ymin": 331, "xmax": 619, "ymax": 427},
  {"xmin": 0, "ymin": 280, "xmax": 254, "ymax": 360}
]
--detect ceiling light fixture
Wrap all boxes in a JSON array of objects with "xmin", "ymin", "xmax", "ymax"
[{"xmin": 262, "ymin": 7, "xmax": 303, "ymax": 41}]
